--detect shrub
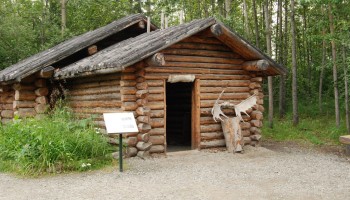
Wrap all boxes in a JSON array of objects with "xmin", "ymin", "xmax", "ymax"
[{"xmin": 0, "ymin": 104, "xmax": 115, "ymax": 176}]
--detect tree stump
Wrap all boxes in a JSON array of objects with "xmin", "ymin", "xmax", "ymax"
[{"xmin": 221, "ymin": 117, "xmax": 244, "ymax": 153}]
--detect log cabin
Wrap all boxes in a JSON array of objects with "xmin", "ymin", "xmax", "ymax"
[{"xmin": 0, "ymin": 15, "xmax": 287, "ymax": 157}]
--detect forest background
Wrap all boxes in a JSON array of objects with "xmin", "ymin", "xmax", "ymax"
[{"xmin": 0, "ymin": 0, "xmax": 349, "ymax": 145}]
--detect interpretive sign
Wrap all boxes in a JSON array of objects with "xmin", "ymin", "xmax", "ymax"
[{"xmin": 103, "ymin": 112, "xmax": 138, "ymax": 134}]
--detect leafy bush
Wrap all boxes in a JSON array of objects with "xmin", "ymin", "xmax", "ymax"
[{"xmin": 0, "ymin": 105, "xmax": 115, "ymax": 176}]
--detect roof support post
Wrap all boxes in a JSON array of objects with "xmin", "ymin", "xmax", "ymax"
[{"xmin": 145, "ymin": 53, "xmax": 166, "ymax": 67}]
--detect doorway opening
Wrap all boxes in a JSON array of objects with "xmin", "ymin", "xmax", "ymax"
[{"xmin": 166, "ymin": 82, "xmax": 193, "ymax": 151}]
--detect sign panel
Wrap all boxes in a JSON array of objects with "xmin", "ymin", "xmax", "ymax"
[{"xmin": 103, "ymin": 112, "xmax": 138, "ymax": 134}]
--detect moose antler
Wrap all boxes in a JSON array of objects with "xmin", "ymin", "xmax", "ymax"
[{"xmin": 211, "ymin": 89, "xmax": 228, "ymax": 122}]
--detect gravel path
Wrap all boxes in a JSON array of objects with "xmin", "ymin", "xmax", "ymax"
[{"xmin": 1, "ymin": 145, "xmax": 350, "ymax": 200}]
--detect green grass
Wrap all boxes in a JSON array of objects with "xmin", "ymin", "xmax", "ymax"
[
  {"xmin": 0, "ymin": 104, "xmax": 116, "ymax": 176},
  {"xmin": 263, "ymin": 105, "xmax": 347, "ymax": 146}
]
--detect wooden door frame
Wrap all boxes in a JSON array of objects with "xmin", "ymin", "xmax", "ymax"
[{"xmin": 191, "ymin": 79, "xmax": 200, "ymax": 149}]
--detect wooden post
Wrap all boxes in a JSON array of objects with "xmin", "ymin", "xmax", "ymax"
[
  {"xmin": 147, "ymin": 17, "xmax": 151, "ymax": 33},
  {"xmin": 192, "ymin": 79, "xmax": 200, "ymax": 149}
]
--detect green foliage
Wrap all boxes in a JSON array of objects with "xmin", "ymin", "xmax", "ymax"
[{"xmin": 0, "ymin": 104, "xmax": 115, "ymax": 176}]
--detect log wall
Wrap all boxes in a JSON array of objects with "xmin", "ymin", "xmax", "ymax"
[
  {"xmin": 143, "ymin": 34, "xmax": 264, "ymax": 151},
  {"xmin": 65, "ymin": 73, "xmax": 124, "ymax": 127}
]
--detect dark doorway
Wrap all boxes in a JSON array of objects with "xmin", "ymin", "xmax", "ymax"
[{"xmin": 166, "ymin": 82, "xmax": 193, "ymax": 150}]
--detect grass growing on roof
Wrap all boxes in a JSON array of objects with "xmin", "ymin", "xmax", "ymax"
[{"xmin": 0, "ymin": 102, "xmax": 115, "ymax": 176}]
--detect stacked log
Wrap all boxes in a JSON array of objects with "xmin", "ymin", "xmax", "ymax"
[
  {"xmin": 34, "ymin": 79, "xmax": 49, "ymax": 116},
  {"xmin": 0, "ymin": 88, "xmax": 15, "ymax": 124},
  {"xmin": 13, "ymin": 76, "xmax": 37, "ymax": 118},
  {"xmin": 133, "ymin": 62, "xmax": 152, "ymax": 158},
  {"xmin": 248, "ymin": 76, "xmax": 264, "ymax": 146},
  {"xmin": 66, "ymin": 73, "xmax": 123, "ymax": 128}
]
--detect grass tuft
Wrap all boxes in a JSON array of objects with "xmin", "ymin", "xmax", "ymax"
[{"xmin": 0, "ymin": 103, "xmax": 115, "ymax": 176}]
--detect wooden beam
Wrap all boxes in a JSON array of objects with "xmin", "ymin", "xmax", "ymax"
[
  {"xmin": 36, "ymin": 66, "xmax": 55, "ymax": 78},
  {"xmin": 87, "ymin": 45, "xmax": 98, "ymax": 55},
  {"xmin": 242, "ymin": 60, "xmax": 269, "ymax": 71},
  {"xmin": 146, "ymin": 53, "xmax": 166, "ymax": 67}
]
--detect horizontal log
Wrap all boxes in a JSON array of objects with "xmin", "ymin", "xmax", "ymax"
[
  {"xmin": 20, "ymin": 75, "xmax": 35, "ymax": 83},
  {"xmin": 0, "ymin": 96, "xmax": 14, "ymax": 104},
  {"xmin": 170, "ymin": 42, "xmax": 231, "ymax": 52},
  {"xmin": 138, "ymin": 123, "xmax": 151, "ymax": 133},
  {"xmin": 242, "ymin": 129, "xmax": 251, "ymax": 137},
  {"xmin": 68, "ymin": 93, "xmax": 121, "ymax": 101},
  {"xmin": 136, "ymin": 98, "xmax": 148, "ymax": 106},
  {"xmin": 200, "ymin": 80, "xmax": 250, "ymax": 87},
  {"xmin": 0, "ymin": 85, "xmax": 11, "ymax": 93},
  {"xmin": 136, "ymin": 107, "xmax": 151, "ymax": 116},
  {"xmin": 148, "ymin": 94, "xmax": 164, "ymax": 101},
  {"xmin": 249, "ymin": 82, "xmax": 261, "ymax": 89},
  {"xmin": 120, "ymin": 80, "xmax": 136, "ymax": 87},
  {"xmin": 126, "ymin": 137, "xmax": 138, "ymax": 147},
  {"xmin": 150, "ymin": 110, "xmax": 164, "ymax": 118},
  {"xmin": 137, "ymin": 150, "xmax": 150, "ymax": 158},
  {"xmin": 120, "ymin": 87, "xmax": 137, "ymax": 95},
  {"xmin": 146, "ymin": 80, "xmax": 163, "ymax": 87},
  {"xmin": 136, "ymin": 77, "xmax": 145, "ymax": 83},
  {"xmin": 70, "ymin": 80, "xmax": 120, "ymax": 90},
  {"xmin": 164, "ymin": 61, "xmax": 242, "ymax": 70},
  {"xmin": 69, "ymin": 100, "xmax": 122, "ymax": 108},
  {"xmin": 200, "ymin": 93, "xmax": 250, "ymax": 100},
  {"xmin": 150, "ymin": 118, "xmax": 164, "ymax": 128},
  {"xmin": 12, "ymin": 83, "xmax": 36, "ymax": 91},
  {"xmin": 1, "ymin": 118, "xmax": 12, "ymax": 124},
  {"xmin": 145, "ymin": 74, "xmax": 251, "ymax": 80},
  {"xmin": 148, "ymin": 87, "xmax": 164, "ymax": 94},
  {"xmin": 200, "ymin": 87, "xmax": 249, "ymax": 93},
  {"xmin": 135, "ymin": 69, "xmax": 145, "ymax": 77},
  {"xmin": 136, "ymin": 142, "xmax": 152, "ymax": 151},
  {"xmin": 35, "ymin": 104, "xmax": 48, "ymax": 114},
  {"xmin": 200, "ymin": 139, "xmax": 226, "ymax": 148},
  {"xmin": 35, "ymin": 96, "xmax": 48, "ymax": 104},
  {"xmin": 14, "ymin": 108, "xmax": 36, "ymax": 118},
  {"xmin": 122, "ymin": 102, "xmax": 138, "ymax": 111},
  {"xmin": 137, "ymin": 133, "xmax": 150, "ymax": 143},
  {"xmin": 148, "ymin": 128, "xmax": 165, "ymax": 135},
  {"xmin": 136, "ymin": 82, "xmax": 148, "ymax": 90},
  {"xmin": 251, "ymin": 77, "xmax": 263, "ymax": 82},
  {"xmin": 165, "ymin": 55, "xmax": 244, "ymax": 65},
  {"xmin": 250, "ymin": 127, "xmax": 262, "ymax": 135},
  {"xmin": 201, "ymin": 132, "xmax": 224, "ymax": 140},
  {"xmin": 71, "ymin": 107, "xmax": 123, "ymax": 114},
  {"xmin": 34, "ymin": 79, "xmax": 47, "ymax": 88},
  {"xmin": 1, "ymin": 104, "xmax": 13, "ymax": 110},
  {"xmin": 36, "ymin": 66, "xmax": 54, "ymax": 78},
  {"xmin": 242, "ymin": 60, "xmax": 269, "ymax": 71},
  {"xmin": 35, "ymin": 87, "xmax": 49, "ymax": 96},
  {"xmin": 15, "ymin": 90, "xmax": 36, "ymax": 101},
  {"xmin": 87, "ymin": 45, "xmax": 98, "ymax": 56},
  {"xmin": 1, "ymin": 110, "xmax": 14, "ymax": 118},
  {"xmin": 145, "ymin": 67, "xmax": 247, "ymax": 76},
  {"xmin": 69, "ymin": 73, "xmax": 122, "ymax": 84},
  {"xmin": 250, "ymin": 134, "xmax": 262, "ymax": 141},
  {"xmin": 137, "ymin": 115, "xmax": 150, "ymax": 124},
  {"xmin": 244, "ymin": 137, "xmax": 251, "ymax": 145},
  {"xmin": 200, "ymin": 116, "xmax": 217, "ymax": 125},
  {"xmin": 69, "ymin": 86, "xmax": 120, "ymax": 96},
  {"xmin": 251, "ymin": 111, "xmax": 263, "ymax": 120},
  {"xmin": 240, "ymin": 122, "xmax": 251, "ymax": 129},
  {"xmin": 180, "ymin": 36, "xmax": 222, "ymax": 45},
  {"xmin": 251, "ymin": 120, "xmax": 263, "ymax": 127},
  {"xmin": 126, "ymin": 147, "xmax": 137, "ymax": 157},
  {"xmin": 162, "ymin": 48, "xmax": 240, "ymax": 59},
  {"xmin": 149, "ymin": 145, "xmax": 165, "ymax": 153},
  {"xmin": 200, "ymin": 100, "xmax": 241, "ymax": 108},
  {"xmin": 121, "ymin": 95, "xmax": 137, "ymax": 102},
  {"xmin": 200, "ymin": 124, "xmax": 222, "ymax": 132},
  {"xmin": 149, "ymin": 135, "xmax": 165, "ymax": 145},
  {"xmin": 136, "ymin": 90, "xmax": 149, "ymax": 99},
  {"xmin": 146, "ymin": 53, "xmax": 166, "ymax": 67},
  {"xmin": 13, "ymin": 101, "xmax": 36, "ymax": 109},
  {"xmin": 147, "ymin": 101, "xmax": 165, "ymax": 110}
]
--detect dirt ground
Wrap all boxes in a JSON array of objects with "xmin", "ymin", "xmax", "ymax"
[{"xmin": 1, "ymin": 142, "xmax": 350, "ymax": 200}]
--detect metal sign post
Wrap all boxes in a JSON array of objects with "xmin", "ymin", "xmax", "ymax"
[{"xmin": 103, "ymin": 112, "xmax": 138, "ymax": 173}]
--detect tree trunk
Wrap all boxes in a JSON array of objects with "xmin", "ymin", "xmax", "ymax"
[
  {"xmin": 291, "ymin": 0, "xmax": 299, "ymax": 126},
  {"xmin": 278, "ymin": 0, "xmax": 286, "ymax": 118},
  {"xmin": 342, "ymin": 46, "xmax": 350, "ymax": 133},
  {"xmin": 319, "ymin": 27, "xmax": 326, "ymax": 113},
  {"xmin": 252, "ymin": 0, "xmax": 259, "ymax": 48},
  {"xmin": 264, "ymin": 0, "xmax": 273, "ymax": 128},
  {"xmin": 225, "ymin": 0, "xmax": 232, "ymax": 18},
  {"xmin": 61, "ymin": 0, "xmax": 66, "ymax": 37},
  {"xmin": 328, "ymin": 3, "xmax": 340, "ymax": 127},
  {"xmin": 243, "ymin": 0, "xmax": 249, "ymax": 38}
]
